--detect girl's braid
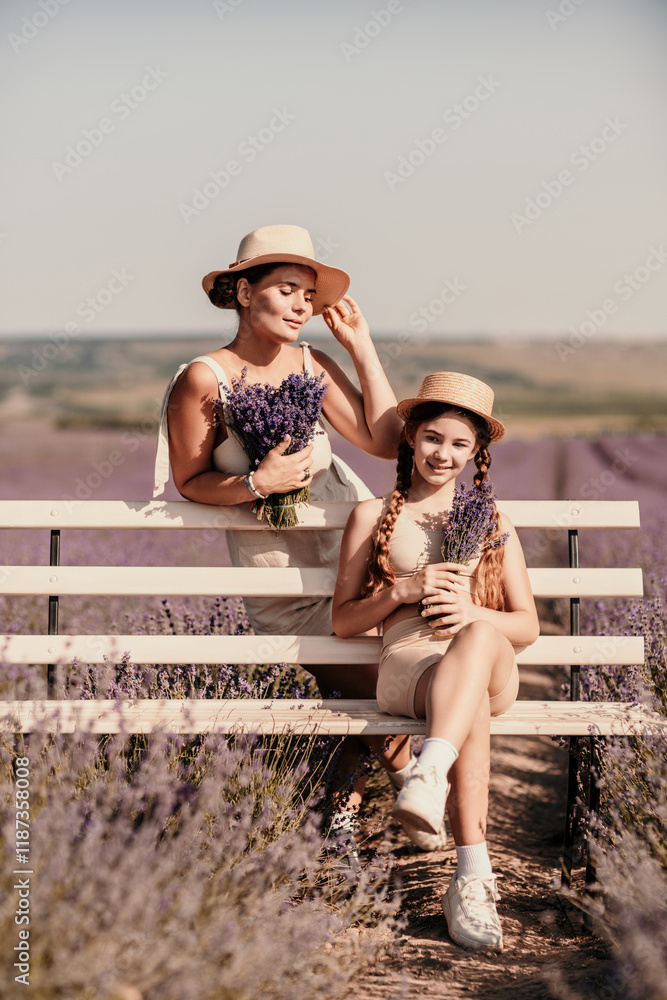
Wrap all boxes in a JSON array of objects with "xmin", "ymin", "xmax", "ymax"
[
  {"xmin": 362, "ymin": 432, "xmax": 413, "ymax": 596},
  {"xmin": 473, "ymin": 444, "xmax": 491, "ymax": 487},
  {"xmin": 473, "ymin": 437, "xmax": 506, "ymax": 610}
]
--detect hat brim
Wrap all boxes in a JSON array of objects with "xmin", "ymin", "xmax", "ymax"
[
  {"xmin": 202, "ymin": 254, "xmax": 350, "ymax": 316},
  {"xmin": 397, "ymin": 396, "xmax": 505, "ymax": 442}
]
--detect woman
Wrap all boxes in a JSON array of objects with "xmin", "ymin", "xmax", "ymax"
[
  {"xmin": 153, "ymin": 224, "xmax": 436, "ymax": 849},
  {"xmin": 332, "ymin": 372, "xmax": 539, "ymax": 950}
]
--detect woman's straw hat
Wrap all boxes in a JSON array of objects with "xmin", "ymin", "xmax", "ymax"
[
  {"xmin": 202, "ymin": 224, "xmax": 350, "ymax": 315},
  {"xmin": 397, "ymin": 371, "xmax": 505, "ymax": 442}
]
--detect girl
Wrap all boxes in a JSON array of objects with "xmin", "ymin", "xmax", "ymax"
[
  {"xmin": 332, "ymin": 372, "xmax": 539, "ymax": 950},
  {"xmin": 153, "ymin": 224, "xmax": 437, "ymax": 852}
]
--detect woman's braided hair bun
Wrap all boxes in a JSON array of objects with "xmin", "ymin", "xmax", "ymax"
[
  {"xmin": 208, "ymin": 263, "xmax": 287, "ymax": 310},
  {"xmin": 209, "ymin": 273, "xmax": 238, "ymax": 308}
]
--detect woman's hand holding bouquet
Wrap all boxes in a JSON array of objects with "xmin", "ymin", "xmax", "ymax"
[
  {"xmin": 218, "ymin": 369, "xmax": 327, "ymax": 528},
  {"xmin": 251, "ymin": 437, "xmax": 314, "ymax": 497}
]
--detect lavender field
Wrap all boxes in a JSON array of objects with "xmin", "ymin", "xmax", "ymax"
[
  {"xmin": 1, "ymin": 333, "xmax": 665, "ymax": 570},
  {"xmin": 1, "ymin": 338, "xmax": 666, "ymax": 1000},
  {"xmin": 1, "ymin": 417, "xmax": 664, "ymax": 565}
]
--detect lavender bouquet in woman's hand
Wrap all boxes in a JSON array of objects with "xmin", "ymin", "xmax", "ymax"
[
  {"xmin": 418, "ymin": 480, "xmax": 509, "ymax": 615},
  {"xmin": 219, "ymin": 369, "xmax": 327, "ymax": 528}
]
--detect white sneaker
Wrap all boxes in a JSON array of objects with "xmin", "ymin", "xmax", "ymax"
[
  {"xmin": 389, "ymin": 764, "xmax": 447, "ymax": 851},
  {"xmin": 399, "ymin": 817, "xmax": 448, "ymax": 852},
  {"xmin": 442, "ymin": 873, "xmax": 503, "ymax": 952},
  {"xmin": 391, "ymin": 763, "xmax": 449, "ymax": 835}
]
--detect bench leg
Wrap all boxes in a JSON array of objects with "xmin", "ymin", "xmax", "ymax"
[
  {"xmin": 561, "ymin": 735, "xmax": 580, "ymax": 888},
  {"xmin": 584, "ymin": 736, "xmax": 600, "ymax": 889},
  {"xmin": 562, "ymin": 734, "xmax": 601, "ymax": 925},
  {"xmin": 47, "ymin": 528, "xmax": 60, "ymax": 700},
  {"xmin": 562, "ymin": 533, "xmax": 582, "ymax": 888}
]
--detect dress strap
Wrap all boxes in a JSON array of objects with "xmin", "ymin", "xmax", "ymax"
[
  {"xmin": 301, "ymin": 342, "xmax": 315, "ymax": 375},
  {"xmin": 153, "ymin": 362, "xmax": 188, "ymax": 497},
  {"xmin": 190, "ymin": 354, "xmax": 230, "ymax": 393},
  {"xmin": 152, "ymin": 355, "xmax": 230, "ymax": 498}
]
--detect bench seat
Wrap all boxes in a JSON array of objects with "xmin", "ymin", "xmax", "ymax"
[{"xmin": 2, "ymin": 697, "xmax": 665, "ymax": 737}]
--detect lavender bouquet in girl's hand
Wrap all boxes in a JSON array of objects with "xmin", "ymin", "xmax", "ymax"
[
  {"xmin": 440, "ymin": 479, "xmax": 509, "ymax": 564},
  {"xmin": 418, "ymin": 480, "xmax": 509, "ymax": 615},
  {"xmin": 218, "ymin": 368, "xmax": 327, "ymax": 528}
]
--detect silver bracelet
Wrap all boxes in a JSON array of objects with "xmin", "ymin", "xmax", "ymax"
[{"xmin": 244, "ymin": 472, "xmax": 266, "ymax": 500}]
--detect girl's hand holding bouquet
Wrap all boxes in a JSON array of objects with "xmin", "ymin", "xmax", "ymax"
[
  {"xmin": 397, "ymin": 562, "xmax": 467, "ymax": 609},
  {"xmin": 417, "ymin": 480, "xmax": 509, "ymax": 629},
  {"xmin": 419, "ymin": 568, "xmax": 480, "ymax": 636}
]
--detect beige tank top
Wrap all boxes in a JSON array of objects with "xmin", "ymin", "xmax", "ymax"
[{"xmin": 389, "ymin": 501, "xmax": 480, "ymax": 598}]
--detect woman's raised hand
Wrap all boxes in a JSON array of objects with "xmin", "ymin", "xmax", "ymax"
[
  {"xmin": 252, "ymin": 437, "xmax": 314, "ymax": 497},
  {"xmin": 321, "ymin": 295, "xmax": 370, "ymax": 351}
]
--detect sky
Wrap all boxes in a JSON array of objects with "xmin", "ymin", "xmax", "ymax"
[{"xmin": 1, "ymin": 0, "xmax": 666, "ymax": 341}]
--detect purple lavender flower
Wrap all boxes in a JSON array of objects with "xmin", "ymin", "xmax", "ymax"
[
  {"xmin": 216, "ymin": 369, "xmax": 327, "ymax": 528},
  {"xmin": 417, "ymin": 480, "xmax": 508, "ymax": 618},
  {"xmin": 440, "ymin": 480, "xmax": 509, "ymax": 565}
]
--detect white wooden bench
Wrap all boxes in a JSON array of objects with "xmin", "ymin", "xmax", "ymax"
[{"xmin": 0, "ymin": 498, "xmax": 664, "ymax": 883}]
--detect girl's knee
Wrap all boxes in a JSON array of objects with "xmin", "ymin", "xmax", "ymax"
[{"xmin": 457, "ymin": 619, "xmax": 502, "ymax": 649}]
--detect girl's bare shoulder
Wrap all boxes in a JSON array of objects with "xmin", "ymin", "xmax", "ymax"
[
  {"xmin": 346, "ymin": 495, "xmax": 388, "ymax": 532},
  {"xmin": 496, "ymin": 508, "xmax": 515, "ymax": 529}
]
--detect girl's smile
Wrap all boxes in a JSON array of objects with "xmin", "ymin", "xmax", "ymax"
[{"xmin": 408, "ymin": 413, "xmax": 479, "ymax": 492}]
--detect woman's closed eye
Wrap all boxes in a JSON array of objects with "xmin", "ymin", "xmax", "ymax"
[{"xmin": 280, "ymin": 288, "xmax": 314, "ymax": 303}]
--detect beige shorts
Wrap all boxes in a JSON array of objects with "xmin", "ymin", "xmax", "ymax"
[{"xmin": 377, "ymin": 616, "xmax": 519, "ymax": 720}]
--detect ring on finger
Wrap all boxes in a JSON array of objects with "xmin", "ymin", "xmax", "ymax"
[{"xmin": 303, "ymin": 468, "xmax": 311, "ymax": 481}]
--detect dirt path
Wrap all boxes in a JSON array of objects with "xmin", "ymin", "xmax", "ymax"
[{"xmin": 344, "ymin": 668, "xmax": 611, "ymax": 999}]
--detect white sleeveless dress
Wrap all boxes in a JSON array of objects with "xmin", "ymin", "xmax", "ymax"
[{"xmin": 153, "ymin": 344, "xmax": 372, "ymax": 636}]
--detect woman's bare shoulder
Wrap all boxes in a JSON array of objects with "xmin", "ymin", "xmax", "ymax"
[
  {"xmin": 307, "ymin": 346, "xmax": 343, "ymax": 377},
  {"xmin": 172, "ymin": 358, "xmax": 221, "ymax": 397}
]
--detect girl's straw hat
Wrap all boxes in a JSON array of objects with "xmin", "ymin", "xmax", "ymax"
[
  {"xmin": 397, "ymin": 371, "xmax": 505, "ymax": 442},
  {"xmin": 202, "ymin": 224, "xmax": 350, "ymax": 315}
]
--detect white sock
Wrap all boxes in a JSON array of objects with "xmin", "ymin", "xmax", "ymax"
[
  {"xmin": 418, "ymin": 737, "xmax": 458, "ymax": 779},
  {"xmin": 455, "ymin": 842, "xmax": 493, "ymax": 879},
  {"xmin": 388, "ymin": 754, "xmax": 418, "ymax": 792},
  {"xmin": 328, "ymin": 810, "xmax": 357, "ymax": 834}
]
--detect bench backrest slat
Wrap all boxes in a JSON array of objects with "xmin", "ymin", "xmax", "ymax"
[
  {"xmin": 0, "ymin": 565, "xmax": 644, "ymax": 599},
  {"xmin": 0, "ymin": 633, "xmax": 644, "ymax": 667},
  {"xmin": 0, "ymin": 499, "xmax": 641, "ymax": 530}
]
